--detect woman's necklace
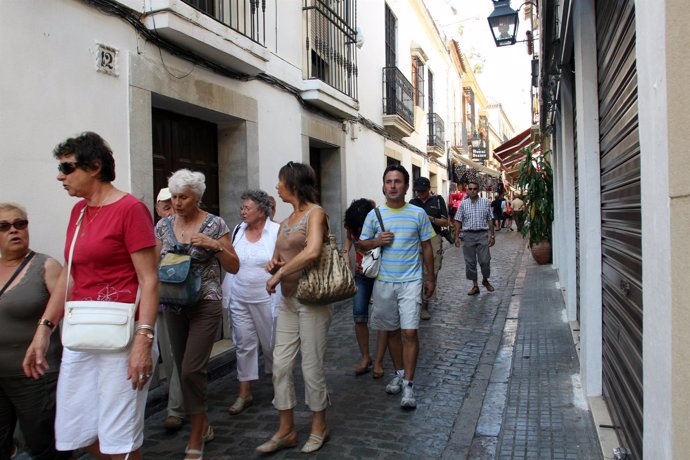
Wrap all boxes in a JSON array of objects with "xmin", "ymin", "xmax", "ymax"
[
  {"xmin": 175, "ymin": 215, "xmax": 199, "ymax": 242},
  {"xmin": 81, "ymin": 190, "xmax": 112, "ymax": 236}
]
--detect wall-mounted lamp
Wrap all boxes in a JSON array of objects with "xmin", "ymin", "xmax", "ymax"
[{"xmin": 487, "ymin": 1, "xmax": 537, "ymax": 48}]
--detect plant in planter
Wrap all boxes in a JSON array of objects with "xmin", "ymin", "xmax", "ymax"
[{"xmin": 516, "ymin": 145, "xmax": 554, "ymax": 264}]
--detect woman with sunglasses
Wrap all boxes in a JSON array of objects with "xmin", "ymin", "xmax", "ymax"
[
  {"xmin": 23, "ymin": 132, "xmax": 159, "ymax": 460},
  {"xmin": 0, "ymin": 203, "xmax": 69, "ymax": 459}
]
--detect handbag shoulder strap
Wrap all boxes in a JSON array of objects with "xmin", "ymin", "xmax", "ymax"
[
  {"xmin": 65, "ymin": 207, "xmax": 141, "ymax": 306},
  {"xmin": 0, "ymin": 251, "xmax": 36, "ymax": 298},
  {"xmin": 374, "ymin": 207, "xmax": 385, "ymax": 232},
  {"xmin": 231, "ymin": 224, "xmax": 241, "ymax": 244},
  {"xmin": 164, "ymin": 216, "xmax": 180, "ymax": 246},
  {"xmin": 374, "ymin": 207, "xmax": 385, "ymax": 254}
]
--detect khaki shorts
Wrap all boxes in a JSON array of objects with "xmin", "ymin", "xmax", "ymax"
[{"xmin": 370, "ymin": 280, "xmax": 423, "ymax": 331}]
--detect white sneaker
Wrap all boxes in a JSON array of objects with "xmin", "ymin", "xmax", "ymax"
[
  {"xmin": 401, "ymin": 384, "xmax": 417, "ymax": 409},
  {"xmin": 385, "ymin": 374, "xmax": 403, "ymax": 394}
]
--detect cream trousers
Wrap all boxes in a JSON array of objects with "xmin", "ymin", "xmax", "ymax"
[
  {"xmin": 271, "ymin": 296, "xmax": 332, "ymax": 411},
  {"xmin": 229, "ymin": 298, "xmax": 275, "ymax": 381}
]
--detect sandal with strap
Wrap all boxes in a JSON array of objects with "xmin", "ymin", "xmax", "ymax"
[
  {"xmin": 256, "ymin": 431, "xmax": 298, "ymax": 454},
  {"xmin": 184, "ymin": 447, "xmax": 204, "ymax": 460},
  {"xmin": 301, "ymin": 428, "xmax": 330, "ymax": 453},
  {"xmin": 227, "ymin": 396, "xmax": 253, "ymax": 415},
  {"xmin": 354, "ymin": 358, "xmax": 372, "ymax": 376}
]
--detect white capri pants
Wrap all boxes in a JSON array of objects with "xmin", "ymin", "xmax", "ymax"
[
  {"xmin": 55, "ymin": 344, "xmax": 158, "ymax": 455},
  {"xmin": 271, "ymin": 296, "xmax": 332, "ymax": 411},
  {"xmin": 229, "ymin": 298, "xmax": 275, "ymax": 381}
]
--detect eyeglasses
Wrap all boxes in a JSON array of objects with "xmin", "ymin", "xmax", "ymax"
[
  {"xmin": 0, "ymin": 220, "xmax": 28, "ymax": 232},
  {"xmin": 57, "ymin": 162, "xmax": 81, "ymax": 175},
  {"xmin": 240, "ymin": 206, "xmax": 257, "ymax": 213},
  {"xmin": 467, "ymin": 187, "xmax": 478, "ymax": 191}
]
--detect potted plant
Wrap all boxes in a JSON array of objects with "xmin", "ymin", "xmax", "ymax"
[{"xmin": 516, "ymin": 145, "xmax": 554, "ymax": 264}]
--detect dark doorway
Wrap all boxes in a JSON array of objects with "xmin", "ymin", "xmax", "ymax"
[{"xmin": 152, "ymin": 108, "xmax": 220, "ymax": 218}]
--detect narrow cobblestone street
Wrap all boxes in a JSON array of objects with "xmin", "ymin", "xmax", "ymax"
[{"xmin": 139, "ymin": 229, "xmax": 602, "ymax": 459}]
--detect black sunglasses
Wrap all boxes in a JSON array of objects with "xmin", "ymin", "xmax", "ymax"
[
  {"xmin": 57, "ymin": 162, "xmax": 82, "ymax": 175},
  {"xmin": 0, "ymin": 220, "xmax": 28, "ymax": 232}
]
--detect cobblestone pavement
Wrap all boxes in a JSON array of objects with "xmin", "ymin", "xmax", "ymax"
[{"xmin": 133, "ymin": 229, "xmax": 601, "ymax": 460}]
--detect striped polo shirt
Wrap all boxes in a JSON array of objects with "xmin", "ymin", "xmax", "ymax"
[{"xmin": 360, "ymin": 203, "xmax": 435, "ymax": 282}]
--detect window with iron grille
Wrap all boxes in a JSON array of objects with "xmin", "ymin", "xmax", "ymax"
[
  {"xmin": 385, "ymin": 4, "xmax": 396, "ymax": 67},
  {"xmin": 412, "ymin": 57, "xmax": 425, "ymax": 108},
  {"xmin": 304, "ymin": 0, "xmax": 358, "ymax": 99},
  {"xmin": 183, "ymin": 0, "xmax": 266, "ymax": 45}
]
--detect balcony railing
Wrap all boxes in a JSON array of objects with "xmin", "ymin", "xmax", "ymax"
[
  {"xmin": 183, "ymin": 0, "xmax": 266, "ymax": 45},
  {"xmin": 303, "ymin": 0, "xmax": 358, "ymax": 99},
  {"xmin": 450, "ymin": 121, "xmax": 467, "ymax": 151},
  {"xmin": 382, "ymin": 67, "xmax": 414, "ymax": 127},
  {"xmin": 428, "ymin": 112, "xmax": 445, "ymax": 150}
]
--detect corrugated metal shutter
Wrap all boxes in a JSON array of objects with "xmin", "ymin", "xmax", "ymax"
[{"xmin": 596, "ymin": 0, "xmax": 643, "ymax": 458}]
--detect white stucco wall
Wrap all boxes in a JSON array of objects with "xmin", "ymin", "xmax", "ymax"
[{"xmin": 1, "ymin": 1, "xmax": 140, "ymax": 261}]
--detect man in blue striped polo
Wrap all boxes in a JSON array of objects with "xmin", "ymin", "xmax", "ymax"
[{"xmin": 358, "ymin": 164, "xmax": 435, "ymax": 409}]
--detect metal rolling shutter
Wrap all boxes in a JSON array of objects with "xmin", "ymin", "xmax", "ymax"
[
  {"xmin": 596, "ymin": 0, "xmax": 643, "ymax": 458},
  {"xmin": 571, "ymin": 56, "xmax": 580, "ymax": 323}
]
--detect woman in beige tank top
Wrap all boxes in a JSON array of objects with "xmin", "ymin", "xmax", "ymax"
[{"xmin": 257, "ymin": 162, "xmax": 333, "ymax": 455}]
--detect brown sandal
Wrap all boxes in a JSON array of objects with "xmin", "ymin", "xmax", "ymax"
[{"xmin": 354, "ymin": 358, "xmax": 372, "ymax": 376}]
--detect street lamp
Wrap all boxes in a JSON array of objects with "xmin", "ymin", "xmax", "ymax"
[
  {"xmin": 487, "ymin": 1, "xmax": 538, "ymax": 48},
  {"xmin": 487, "ymin": 0, "xmax": 519, "ymax": 47}
]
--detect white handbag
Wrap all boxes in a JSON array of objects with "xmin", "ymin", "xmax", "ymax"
[
  {"xmin": 361, "ymin": 208, "xmax": 385, "ymax": 279},
  {"xmin": 61, "ymin": 207, "xmax": 138, "ymax": 352}
]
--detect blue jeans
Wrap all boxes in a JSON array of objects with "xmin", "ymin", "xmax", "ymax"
[{"xmin": 353, "ymin": 274, "xmax": 375, "ymax": 323}]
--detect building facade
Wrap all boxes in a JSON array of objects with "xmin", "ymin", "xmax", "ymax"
[{"xmin": 538, "ymin": 0, "xmax": 690, "ymax": 458}]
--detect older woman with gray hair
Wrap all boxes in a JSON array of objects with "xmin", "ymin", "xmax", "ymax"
[
  {"xmin": 155, "ymin": 169, "xmax": 239, "ymax": 460},
  {"xmin": 222, "ymin": 190, "xmax": 280, "ymax": 415}
]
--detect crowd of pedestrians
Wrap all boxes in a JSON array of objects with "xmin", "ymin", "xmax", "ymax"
[{"xmin": 2, "ymin": 130, "xmax": 524, "ymax": 459}]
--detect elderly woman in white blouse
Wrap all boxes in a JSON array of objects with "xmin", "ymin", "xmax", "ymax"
[{"xmin": 223, "ymin": 190, "xmax": 279, "ymax": 415}]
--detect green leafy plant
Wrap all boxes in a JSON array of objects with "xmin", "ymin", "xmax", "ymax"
[{"xmin": 517, "ymin": 145, "xmax": 554, "ymax": 247}]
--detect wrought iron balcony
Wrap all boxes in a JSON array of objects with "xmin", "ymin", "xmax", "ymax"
[
  {"xmin": 183, "ymin": 0, "xmax": 266, "ymax": 45},
  {"xmin": 450, "ymin": 121, "xmax": 467, "ymax": 152},
  {"xmin": 382, "ymin": 67, "xmax": 414, "ymax": 137},
  {"xmin": 428, "ymin": 112, "xmax": 445, "ymax": 151},
  {"xmin": 303, "ymin": 0, "xmax": 358, "ymax": 100}
]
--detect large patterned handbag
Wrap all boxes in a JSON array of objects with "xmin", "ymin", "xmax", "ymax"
[{"xmin": 296, "ymin": 217, "xmax": 357, "ymax": 305}]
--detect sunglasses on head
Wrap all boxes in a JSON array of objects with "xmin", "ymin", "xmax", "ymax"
[
  {"xmin": 57, "ymin": 162, "xmax": 82, "ymax": 175},
  {"xmin": 0, "ymin": 220, "xmax": 28, "ymax": 232}
]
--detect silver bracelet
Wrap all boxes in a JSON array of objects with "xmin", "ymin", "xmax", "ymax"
[{"xmin": 135, "ymin": 324, "xmax": 155, "ymax": 332}]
